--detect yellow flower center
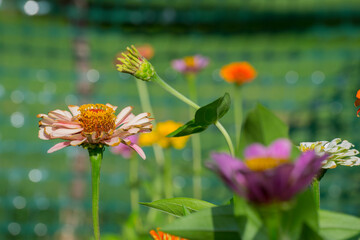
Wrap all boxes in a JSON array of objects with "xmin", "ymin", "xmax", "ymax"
[
  {"xmin": 300, "ymin": 144, "xmax": 324, "ymax": 152},
  {"xmin": 184, "ymin": 56, "xmax": 196, "ymax": 67},
  {"xmin": 78, "ymin": 104, "xmax": 116, "ymax": 135},
  {"xmin": 245, "ymin": 157, "xmax": 289, "ymax": 171}
]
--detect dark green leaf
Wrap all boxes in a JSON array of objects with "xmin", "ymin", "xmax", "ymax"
[
  {"xmin": 319, "ymin": 210, "xmax": 360, "ymax": 240},
  {"xmin": 140, "ymin": 197, "xmax": 216, "ymax": 217},
  {"xmin": 167, "ymin": 93, "xmax": 231, "ymax": 137},
  {"xmin": 162, "ymin": 205, "xmax": 241, "ymax": 240}
]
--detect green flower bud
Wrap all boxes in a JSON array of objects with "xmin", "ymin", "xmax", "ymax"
[{"xmin": 116, "ymin": 45, "xmax": 155, "ymax": 81}]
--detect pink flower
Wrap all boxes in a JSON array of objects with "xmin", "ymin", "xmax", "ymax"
[
  {"xmin": 208, "ymin": 139, "xmax": 327, "ymax": 204},
  {"xmin": 171, "ymin": 55, "xmax": 209, "ymax": 74},
  {"xmin": 37, "ymin": 103, "xmax": 153, "ymax": 159},
  {"xmin": 110, "ymin": 135, "xmax": 139, "ymax": 159}
]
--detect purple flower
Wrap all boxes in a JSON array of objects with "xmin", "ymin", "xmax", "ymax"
[
  {"xmin": 171, "ymin": 55, "xmax": 209, "ymax": 74},
  {"xmin": 110, "ymin": 135, "xmax": 140, "ymax": 159},
  {"xmin": 208, "ymin": 139, "xmax": 327, "ymax": 204}
]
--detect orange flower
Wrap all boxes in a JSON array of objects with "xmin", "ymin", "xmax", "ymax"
[
  {"xmin": 150, "ymin": 228, "xmax": 188, "ymax": 240},
  {"xmin": 355, "ymin": 89, "xmax": 360, "ymax": 117},
  {"xmin": 220, "ymin": 62, "xmax": 257, "ymax": 85}
]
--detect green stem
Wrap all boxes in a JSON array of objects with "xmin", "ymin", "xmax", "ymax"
[
  {"xmin": 135, "ymin": 79, "xmax": 165, "ymax": 223},
  {"xmin": 152, "ymin": 73, "xmax": 235, "ymax": 156},
  {"xmin": 164, "ymin": 148, "xmax": 173, "ymax": 199},
  {"xmin": 311, "ymin": 179, "xmax": 320, "ymax": 209},
  {"xmin": 129, "ymin": 154, "xmax": 139, "ymax": 213},
  {"xmin": 88, "ymin": 146, "xmax": 104, "ymax": 240},
  {"xmin": 261, "ymin": 205, "xmax": 281, "ymax": 240},
  {"xmin": 186, "ymin": 74, "xmax": 202, "ymax": 199},
  {"xmin": 233, "ymin": 85, "xmax": 243, "ymax": 156}
]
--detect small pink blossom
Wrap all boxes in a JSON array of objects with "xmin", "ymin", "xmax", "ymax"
[
  {"xmin": 172, "ymin": 55, "xmax": 209, "ymax": 74},
  {"xmin": 37, "ymin": 103, "xmax": 153, "ymax": 159}
]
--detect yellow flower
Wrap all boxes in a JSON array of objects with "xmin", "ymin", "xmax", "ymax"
[{"xmin": 139, "ymin": 120, "xmax": 189, "ymax": 149}]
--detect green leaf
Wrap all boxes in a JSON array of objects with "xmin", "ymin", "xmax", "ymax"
[
  {"xmin": 281, "ymin": 189, "xmax": 319, "ymax": 239},
  {"xmin": 237, "ymin": 104, "xmax": 288, "ymax": 157},
  {"xmin": 167, "ymin": 93, "xmax": 231, "ymax": 137},
  {"xmin": 237, "ymin": 103, "xmax": 300, "ymax": 159},
  {"xmin": 319, "ymin": 210, "xmax": 360, "ymax": 240},
  {"xmin": 162, "ymin": 205, "xmax": 241, "ymax": 240},
  {"xmin": 140, "ymin": 197, "xmax": 216, "ymax": 217},
  {"xmin": 233, "ymin": 196, "xmax": 262, "ymax": 240}
]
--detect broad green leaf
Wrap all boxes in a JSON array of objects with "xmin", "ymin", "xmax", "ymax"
[
  {"xmin": 167, "ymin": 93, "xmax": 231, "ymax": 137},
  {"xmin": 233, "ymin": 196, "xmax": 262, "ymax": 240},
  {"xmin": 162, "ymin": 205, "xmax": 241, "ymax": 240},
  {"xmin": 319, "ymin": 210, "xmax": 360, "ymax": 240},
  {"xmin": 281, "ymin": 189, "xmax": 319, "ymax": 239},
  {"xmin": 237, "ymin": 104, "xmax": 300, "ymax": 159},
  {"xmin": 237, "ymin": 104, "xmax": 288, "ymax": 157},
  {"xmin": 140, "ymin": 197, "xmax": 216, "ymax": 217}
]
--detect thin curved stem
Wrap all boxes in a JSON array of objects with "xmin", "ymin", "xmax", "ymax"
[
  {"xmin": 152, "ymin": 73, "xmax": 235, "ymax": 156},
  {"xmin": 88, "ymin": 146, "xmax": 104, "ymax": 240}
]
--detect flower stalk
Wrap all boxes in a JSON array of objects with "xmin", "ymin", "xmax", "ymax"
[
  {"xmin": 152, "ymin": 73, "xmax": 235, "ymax": 156},
  {"xmin": 186, "ymin": 74, "xmax": 203, "ymax": 199},
  {"xmin": 117, "ymin": 45, "xmax": 234, "ymax": 155},
  {"xmin": 88, "ymin": 145, "xmax": 104, "ymax": 240},
  {"xmin": 233, "ymin": 85, "xmax": 243, "ymax": 156}
]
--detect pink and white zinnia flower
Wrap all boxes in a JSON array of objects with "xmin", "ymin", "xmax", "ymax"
[{"xmin": 37, "ymin": 103, "xmax": 153, "ymax": 159}]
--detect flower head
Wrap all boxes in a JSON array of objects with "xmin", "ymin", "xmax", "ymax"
[
  {"xmin": 299, "ymin": 138, "xmax": 360, "ymax": 169},
  {"xmin": 208, "ymin": 139, "xmax": 327, "ymax": 204},
  {"xmin": 116, "ymin": 45, "xmax": 155, "ymax": 81},
  {"xmin": 37, "ymin": 103, "xmax": 153, "ymax": 159},
  {"xmin": 110, "ymin": 135, "xmax": 139, "ymax": 159},
  {"xmin": 354, "ymin": 89, "xmax": 360, "ymax": 116},
  {"xmin": 220, "ymin": 62, "xmax": 257, "ymax": 85},
  {"xmin": 172, "ymin": 55, "xmax": 209, "ymax": 75},
  {"xmin": 139, "ymin": 120, "xmax": 189, "ymax": 149},
  {"xmin": 150, "ymin": 228, "xmax": 188, "ymax": 240}
]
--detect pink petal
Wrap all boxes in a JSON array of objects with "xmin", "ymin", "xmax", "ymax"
[
  {"xmin": 39, "ymin": 128, "xmax": 51, "ymax": 140},
  {"xmin": 51, "ymin": 128, "xmax": 83, "ymax": 138},
  {"xmin": 53, "ymin": 122, "xmax": 82, "ymax": 129},
  {"xmin": 70, "ymin": 138, "xmax": 86, "ymax": 146},
  {"xmin": 129, "ymin": 143, "xmax": 146, "ymax": 160},
  {"xmin": 103, "ymin": 137, "xmax": 121, "ymax": 146},
  {"xmin": 115, "ymin": 106, "xmax": 133, "ymax": 126},
  {"xmin": 268, "ymin": 139, "xmax": 292, "ymax": 159},
  {"xmin": 244, "ymin": 143, "xmax": 268, "ymax": 159},
  {"xmin": 47, "ymin": 141, "xmax": 71, "ymax": 153},
  {"xmin": 68, "ymin": 105, "xmax": 80, "ymax": 117},
  {"xmin": 106, "ymin": 103, "xmax": 118, "ymax": 111},
  {"xmin": 121, "ymin": 112, "xmax": 150, "ymax": 129},
  {"xmin": 48, "ymin": 110, "xmax": 73, "ymax": 121}
]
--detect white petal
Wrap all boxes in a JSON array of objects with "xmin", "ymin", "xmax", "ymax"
[
  {"xmin": 103, "ymin": 137, "xmax": 121, "ymax": 146},
  {"xmin": 68, "ymin": 105, "xmax": 80, "ymax": 117},
  {"xmin": 51, "ymin": 128, "xmax": 83, "ymax": 137},
  {"xmin": 106, "ymin": 103, "xmax": 118, "ymax": 111},
  {"xmin": 115, "ymin": 106, "xmax": 133, "ymax": 126}
]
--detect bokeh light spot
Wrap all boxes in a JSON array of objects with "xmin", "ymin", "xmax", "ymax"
[
  {"xmin": 29, "ymin": 169, "xmax": 43, "ymax": 182},
  {"xmin": 24, "ymin": 0, "xmax": 39, "ymax": 16},
  {"xmin": 10, "ymin": 112, "xmax": 25, "ymax": 128}
]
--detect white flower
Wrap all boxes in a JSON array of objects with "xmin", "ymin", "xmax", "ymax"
[{"xmin": 299, "ymin": 138, "xmax": 360, "ymax": 169}]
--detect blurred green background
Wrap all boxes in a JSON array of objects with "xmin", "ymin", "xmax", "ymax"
[{"xmin": 1, "ymin": 0, "xmax": 360, "ymax": 239}]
